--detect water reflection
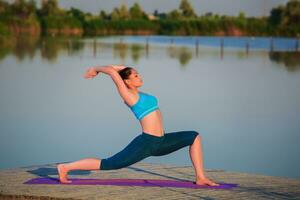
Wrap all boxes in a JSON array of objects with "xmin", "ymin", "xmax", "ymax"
[
  {"xmin": 113, "ymin": 42, "xmax": 128, "ymax": 62},
  {"xmin": 112, "ymin": 42, "xmax": 147, "ymax": 64},
  {"xmin": 0, "ymin": 35, "xmax": 84, "ymax": 62},
  {"xmin": 0, "ymin": 35, "xmax": 300, "ymax": 72},
  {"xmin": 167, "ymin": 46, "xmax": 193, "ymax": 67},
  {"xmin": 0, "ymin": 36, "xmax": 15, "ymax": 60},
  {"xmin": 40, "ymin": 37, "xmax": 84, "ymax": 62},
  {"xmin": 131, "ymin": 44, "xmax": 144, "ymax": 63},
  {"xmin": 0, "ymin": 35, "xmax": 39, "ymax": 61},
  {"xmin": 269, "ymin": 52, "xmax": 300, "ymax": 72}
]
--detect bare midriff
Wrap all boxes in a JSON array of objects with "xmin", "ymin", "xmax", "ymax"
[{"xmin": 139, "ymin": 109, "xmax": 164, "ymax": 137}]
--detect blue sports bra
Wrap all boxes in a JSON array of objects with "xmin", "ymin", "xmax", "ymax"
[{"xmin": 124, "ymin": 91, "xmax": 159, "ymax": 120}]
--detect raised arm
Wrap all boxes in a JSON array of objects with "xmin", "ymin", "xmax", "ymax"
[
  {"xmin": 84, "ymin": 65, "xmax": 124, "ymax": 77},
  {"xmin": 83, "ymin": 65, "xmax": 133, "ymax": 103},
  {"xmin": 109, "ymin": 65, "xmax": 127, "ymax": 72}
]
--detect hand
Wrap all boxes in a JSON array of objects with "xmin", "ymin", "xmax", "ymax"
[{"xmin": 84, "ymin": 67, "xmax": 99, "ymax": 79}]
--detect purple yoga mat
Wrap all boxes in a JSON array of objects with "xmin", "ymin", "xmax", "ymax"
[{"xmin": 24, "ymin": 177, "xmax": 238, "ymax": 189}]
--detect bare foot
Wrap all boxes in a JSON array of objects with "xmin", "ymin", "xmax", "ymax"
[
  {"xmin": 57, "ymin": 164, "xmax": 72, "ymax": 184},
  {"xmin": 196, "ymin": 177, "xmax": 220, "ymax": 186}
]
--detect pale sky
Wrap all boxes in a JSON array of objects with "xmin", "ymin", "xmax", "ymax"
[
  {"xmin": 7, "ymin": 0, "xmax": 290, "ymax": 17},
  {"xmin": 56, "ymin": 0, "xmax": 289, "ymax": 17}
]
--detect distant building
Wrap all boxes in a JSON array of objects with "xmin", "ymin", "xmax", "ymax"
[{"xmin": 147, "ymin": 14, "xmax": 157, "ymax": 21}]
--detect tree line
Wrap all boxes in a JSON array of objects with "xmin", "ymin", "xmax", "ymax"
[{"xmin": 0, "ymin": 0, "xmax": 299, "ymax": 37}]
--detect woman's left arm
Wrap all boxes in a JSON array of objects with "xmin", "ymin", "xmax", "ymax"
[
  {"xmin": 109, "ymin": 65, "xmax": 127, "ymax": 72},
  {"xmin": 83, "ymin": 65, "xmax": 126, "ymax": 79}
]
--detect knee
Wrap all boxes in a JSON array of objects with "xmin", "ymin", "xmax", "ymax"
[{"xmin": 192, "ymin": 131, "xmax": 201, "ymax": 141}]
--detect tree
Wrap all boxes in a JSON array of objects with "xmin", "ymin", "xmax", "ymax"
[
  {"xmin": 284, "ymin": 0, "xmax": 300, "ymax": 26},
  {"xmin": 111, "ymin": 8, "xmax": 120, "ymax": 20},
  {"xmin": 68, "ymin": 7, "xmax": 85, "ymax": 23},
  {"xmin": 238, "ymin": 12, "xmax": 246, "ymax": 19},
  {"xmin": 99, "ymin": 10, "xmax": 108, "ymax": 20},
  {"xmin": 167, "ymin": 9, "xmax": 182, "ymax": 20},
  {"xmin": 129, "ymin": 3, "xmax": 145, "ymax": 19},
  {"xmin": 11, "ymin": 0, "xmax": 36, "ymax": 18},
  {"xmin": 269, "ymin": 6, "xmax": 284, "ymax": 26},
  {"xmin": 236, "ymin": 11, "xmax": 247, "ymax": 28},
  {"xmin": 268, "ymin": 0, "xmax": 300, "ymax": 27},
  {"xmin": 40, "ymin": 0, "xmax": 60, "ymax": 16},
  {"xmin": 179, "ymin": 0, "xmax": 197, "ymax": 18},
  {"xmin": 0, "ymin": 0, "xmax": 9, "ymax": 14},
  {"xmin": 119, "ymin": 4, "xmax": 129, "ymax": 19}
]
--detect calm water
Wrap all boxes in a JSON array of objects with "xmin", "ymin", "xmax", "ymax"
[{"xmin": 0, "ymin": 36, "xmax": 300, "ymax": 179}]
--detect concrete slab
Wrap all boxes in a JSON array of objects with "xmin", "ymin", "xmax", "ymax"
[{"xmin": 0, "ymin": 162, "xmax": 299, "ymax": 199}]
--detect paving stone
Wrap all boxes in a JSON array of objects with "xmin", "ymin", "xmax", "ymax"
[{"xmin": 0, "ymin": 162, "xmax": 299, "ymax": 200}]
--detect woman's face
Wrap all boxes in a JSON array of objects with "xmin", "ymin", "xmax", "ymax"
[{"xmin": 126, "ymin": 69, "xmax": 143, "ymax": 88}]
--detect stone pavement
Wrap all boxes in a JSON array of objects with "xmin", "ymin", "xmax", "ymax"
[{"xmin": 0, "ymin": 162, "xmax": 299, "ymax": 199}]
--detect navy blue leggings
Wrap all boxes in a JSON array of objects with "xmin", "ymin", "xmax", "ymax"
[{"xmin": 100, "ymin": 130, "xmax": 199, "ymax": 170}]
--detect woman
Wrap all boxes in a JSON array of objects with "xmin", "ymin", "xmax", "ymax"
[{"xmin": 57, "ymin": 65, "xmax": 219, "ymax": 186}]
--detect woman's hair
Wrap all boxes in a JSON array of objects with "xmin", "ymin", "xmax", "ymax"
[{"xmin": 118, "ymin": 67, "xmax": 133, "ymax": 80}]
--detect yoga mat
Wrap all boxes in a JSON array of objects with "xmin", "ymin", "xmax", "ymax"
[{"xmin": 24, "ymin": 177, "xmax": 238, "ymax": 189}]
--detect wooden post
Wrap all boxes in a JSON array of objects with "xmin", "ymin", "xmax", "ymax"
[
  {"xmin": 146, "ymin": 37, "xmax": 149, "ymax": 58},
  {"xmin": 195, "ymin": 38, "xmax": 199, "ymax": 57},
  {"xmin": 220, "ymin": 38, "xmax": 224, "ymax": 59},
  {"xmin": 93, "ymin": 38, "xmax": 97, "ymax": 58},
  {"xmin": 68, "ymin": 39, "xmax": 72, "ymax": 56},
  {"xmin": 270, "ymin": 37, "xmax": 274, "ymax": 52},
  {"xmin": 246, "ymin": 39, "xmax": 249, "ymax": 55},
  {"xmin": 295, "ymin": 37, "xmax": 299, "ymax": 52}
]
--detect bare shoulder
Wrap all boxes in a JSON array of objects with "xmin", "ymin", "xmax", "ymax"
[{"xmin": 123, "ymin": 91, "xmax": 139, "ymax": 106}]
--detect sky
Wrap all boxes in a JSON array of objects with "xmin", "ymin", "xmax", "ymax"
[
  {"xmin": 7, "ymin": 0, "xmax": 290, "ymax": 17},
  {"xmin": 55, "ymin": 0, "xmax": 289, "ymax": 17}
]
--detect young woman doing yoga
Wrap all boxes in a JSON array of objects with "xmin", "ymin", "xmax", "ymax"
[{"xmin": 57, "ymin": 65, "xmax": 219, "ymax": 186}]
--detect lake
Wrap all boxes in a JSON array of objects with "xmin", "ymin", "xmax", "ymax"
[{"xmin": 0, "ymin": 35, "xmax": 299, "ymax": 179}]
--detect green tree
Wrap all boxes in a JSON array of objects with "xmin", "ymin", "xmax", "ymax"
[
  {"xmin": 28, "ymin": 0, "xmax": 36, "ymax": 14},
  {"xmin": 0, "ymin": 0, "xmax": 9, "ymax": 14},
  {"xmin": 236, "ymin": 11, "xmax": 247, "ymax": 29},
  {"xmin": 167, "ymin": 9, "xmax": 182, "ymax": 20},
  {"xmin": 11, "ymin": 0, "xmax": 36, "ymax": 18},
  {"xmin": 267, "ymin": 0, "xmax": 300, "ymax": 36},
  {"xmin": 129, "ymin": 3, "xmax": 145, "ymax": 19},
  {"xmin": 269, "ymin": 6, "xmax": 284, "ymax": 26},
  {"xmin": 179, "ymin": 0, "xmax": 197, "ymax": 18},
  {"xmin": 283, "ymin": 0, "xmax": 300, "ymax": 26},
  {"xmin": 40, "ymin": 0, "xmax": 60, "ymax": 16},
  {"xmin": 238, "ymin": 12, "xmax": 246, "ymax": 19},
  {"xmin": 99, "ymin": 10, "xmax": 109, "ymax": 20},
  {"xmin": 68, "ymin": 7, "xmax": 85, "ymax": 23},
  {"xmin": 269, "ymin": 0, "xmax": 300, "ymax": 26},
  {"xmin": 111, "ymin": 8, "xmax": 120, "ymax": 20},
  {"xmin": 119, "ymin": 4, "xmax": 130, "ymax": 19}
]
